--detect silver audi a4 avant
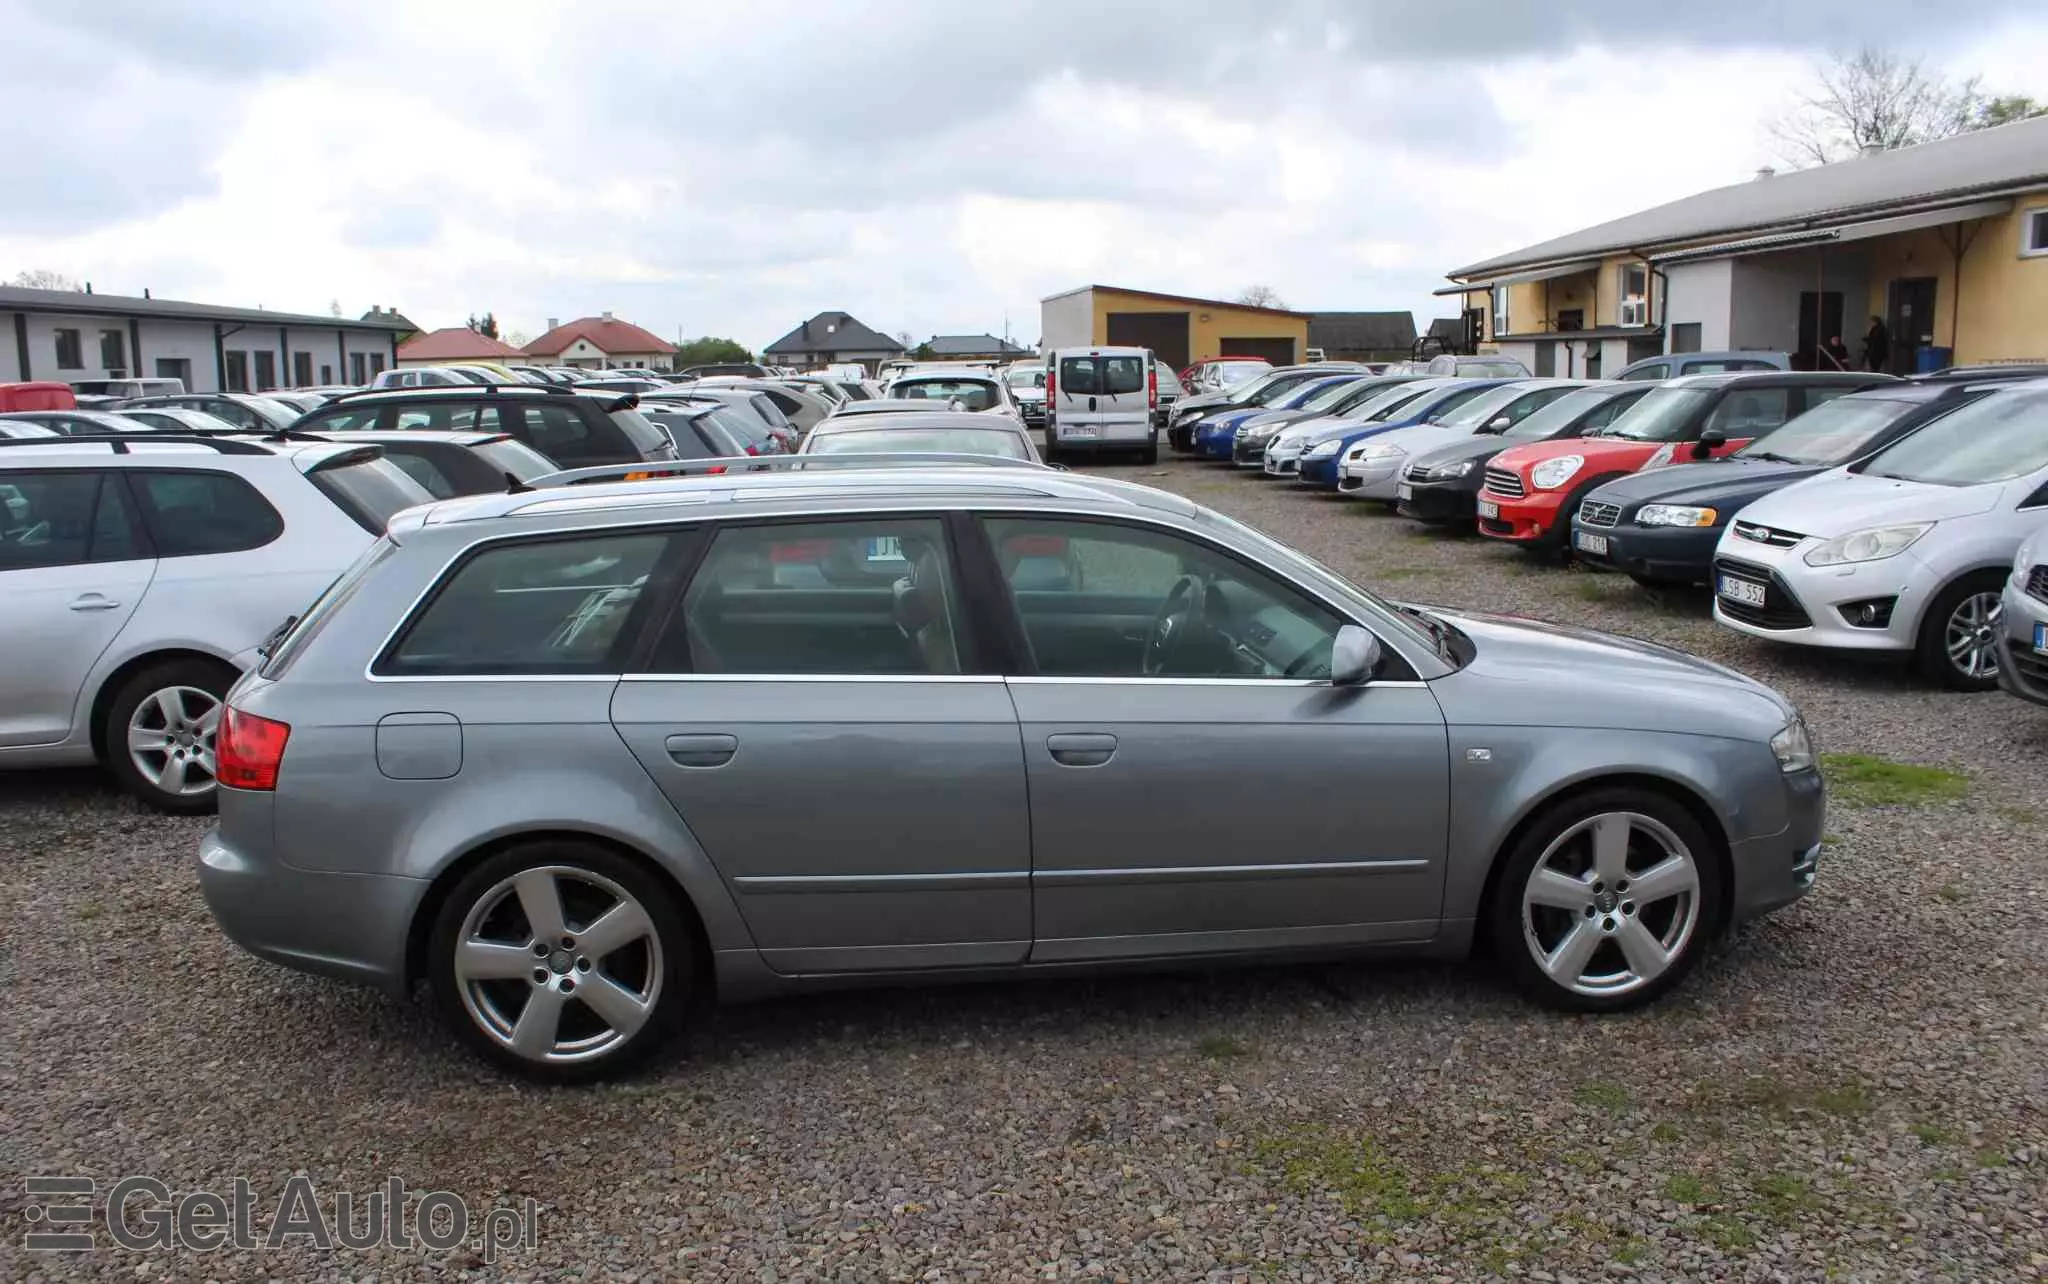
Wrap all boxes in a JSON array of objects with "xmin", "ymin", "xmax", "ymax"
[{"xmin": 200, "ymin": 460, "xmax": 1824, "ymax": 1081}]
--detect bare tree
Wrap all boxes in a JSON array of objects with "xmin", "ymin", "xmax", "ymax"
[
  {"xmin": 894, "ymin": 331, "xmax": 915, "ymax": 349},
  {"xmin": 1768, "ymin": 47, "xmax": 1983, "ymax": 168},
  {"xmin": 329, "ymin": 298, "xmax": 343, "ymax": 318},
  {"xmin": 1236, "ymin": 285, "xmax": 1287, "ymax": 309},
  {"xmin": 10, "ymin": 268, "xmax": 83, "ymax": 291}
]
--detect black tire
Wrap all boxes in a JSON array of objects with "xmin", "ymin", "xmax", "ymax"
[
  {"xmin": 1043, "ymin": 429, "xmax": 1060, "ymax": 465},
  {"xmin": 1486, "ymin": 786, "xmax": 1725, "ymax": 1014},
  {"xmin": 428, "ymin": 841, "xmax": 698, "ymax": 1083},
  {"xmin": 1913, "ymin": 570, "xmax": 2008, "ymax": 691},
  {"xmin": 1140, "ymin": 441, "xmax": 1159, "ymax": 465},
  {"xmin": 102, "ymin": 657, "xmax": 237, "ymax": 814}
]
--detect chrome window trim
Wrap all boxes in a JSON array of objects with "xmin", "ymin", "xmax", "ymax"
[{"xmin": 622, "ymin": 673, "xmax": 1003, "ymax": 684}]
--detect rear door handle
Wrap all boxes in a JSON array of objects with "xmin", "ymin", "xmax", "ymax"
[
  {"xmin": 68, "ymin": 594, "xmax": 121, "ymax": 612},
  {"xmin": 1046, "ymin": 732, "xmax": 1117, "ymax": 767},
  {"xmin": 665, "ymin": 733, "xmax": 738, "ymax": 768}
]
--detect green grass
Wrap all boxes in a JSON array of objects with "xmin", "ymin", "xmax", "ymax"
[
  {"xmin": 1910, "ymin": 1123, "xmax": 1957, "ymax": 1146},
  {"xmin": 73, "ymin": 901, "xmax": 103, "ymax": 921},
  {"xmin": 1975, "ymin": 1147, "xmax": 2009, "ymax": 1169},
  {"xmin": 1754, "ymin": 1173, "xmax": 1820, "ymax": 1221},
  {"xmin": 1935, "ymin": 883, "xmax": 1966, "ymax": 904},
  {"xmin": 1197, "ymin": 1034, "xmax": 1250, "ymax": 1060},
  {"xmin": 1821, "ymin": 832, "xmax": 1842, "ymax": 847},
  {"xmin": 1568, "ymin": 577, "xmax": 1614, "ymax": 602},
  {"xmin": 1822, "ymin": 753, "xmax": 1970, "ymax": 807},
  {"xmin": 1701, "ymin": 1212, "xmax": 1757, "ymax": 1251},
  {"xmin": 1650, "ymin": 1122, "xmax": 1682, "ymax": 1144},
  {"xmin": 1574, "ymin": 1080, "xmax": 1631, "ymax": 1110},
  {"xmin": 1811, "ymin": 1083, "xmax": 1873, "ymax": 1118},
  {"xmin": 1255, "ymin": 1126, "xmax": 1420, "ymax": 1219},
  {"xmin": 1662, "ymin": 1173, "xmax": 1710, "ymax": 1204},
  {"xmin": 1995, "ymin": 804, "xmax": 2042, "ymax": 827}
]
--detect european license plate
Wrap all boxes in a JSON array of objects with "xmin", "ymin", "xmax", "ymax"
[
  {"xmin": 1061, "ymin": 425, "xmax": 1098, "ymax": 439},
  {"xmin": 1478, "ymin": 500, "xmax": 1500, "ymax": 519},
  {"xmin": 1574, "ymin": 530, "xmax": 1609, "ymax": 556},
  {"xmin": 1395, "ymin": 483, "xmax": 1413, "ymax": 501},
  {"xmin": 1718, "ymin": 575, "xmax": 1768, "ymax": 608},
  {"xmin": 2035, "ymin": 622, "xmax": 2048, "ymax": 655}
]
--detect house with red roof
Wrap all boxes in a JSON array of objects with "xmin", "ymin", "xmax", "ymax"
[
  {"xmin": 395, "ymin": 326, "xmax": 528, "ymax": 368},
  {"xmin": 522, "ymin": 312, "xmax": 679, "ymax": 370}
]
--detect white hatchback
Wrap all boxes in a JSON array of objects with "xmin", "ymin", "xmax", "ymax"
[{"xmin": 1711, "ymin": 381, "xmax": 2048, "ymax": 689}]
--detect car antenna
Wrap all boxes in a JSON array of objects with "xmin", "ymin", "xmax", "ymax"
[{"xmin": 504, "ymin": 472, "xmax": 534, "ymax": 494}]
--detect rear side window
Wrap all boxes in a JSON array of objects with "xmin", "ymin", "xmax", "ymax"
[
  {"xmin": 381, "ymin": 532, "xmax": 670, "ymax": 676},
  {"xmin": 260, "ymin": 538, "xmax": 397, "ymax": 678},
  {"xmin": 0, "ymin": 471, "xmax": 145, "ymax": 569},
  {"xmin": 393, "ymin": 403, "xmax": 505, "ymax": 433},
  {"xmin": 129, "ymin": 470, "xmax": 285, "ymax": 556},
  {"xmin": 607, "ymin": 407, "xmax": 671, "ymax": 456},
  {"xmin": 471, "ymin": 438, "xmax": 559, "ymax": 482},
  {"xmin": 292, "ymin": 405, "xmax": 384, "ymax": 433},
  {"xmin": 1705, "ymin": 388, "xmax": 1792, "ymax": 435},
  {"xmin": 518, "ymin": 403, "xmax": 598, "ymax": 462},
  {"xmin": 380, "ymin": 449, "xmax": 458, "ymax": 499},
  {"xmin": 308, "ymin": 456, "xmax": 436, "ymax": 533}
]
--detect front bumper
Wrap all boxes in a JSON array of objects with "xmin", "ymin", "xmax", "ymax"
[
  {"xmin": 1476, "ymin": 489, "xmax": 1567, "ymax": 545},
  {"xmin": 1263, "ymin": 448, "xmax": 1304, "ymax": 476},
  {"xmin": 1708, "ymin": 538, "xmax": 1936, "ymax": 653},
  {"xmin": 1568, "ymin": 518, "xmax": 1721, "ymax": 584},
  {"xmin": 1297, "ymin": 453, "xmax": 1345, "ymax": 487},
  {"xmin": 199, "ymin": 819, "xmax": 424, "ymax": 993},
  {"xmin": 1728, "ymin": 766, "xmax": 1826, "ymax": 924},
  {"xmin": 1233, "ymin": 436, "xmax": 1272, "ymax": 467},
  {"xmin": 1337, "ymin": 456, "xmax": 1403, "ymax": 499},
  {"xmin": 1395, "ymin": 473, "xmax": 1482, "ymax": 523},
  {"xmin": 1194, "ymin": 423, "xmax": 1240, "ymax": 459},
  {"xmin": 1997, "ymin": 576, "xmax": 2048, "ymax": 706}
]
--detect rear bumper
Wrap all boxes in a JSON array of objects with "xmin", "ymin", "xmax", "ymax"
[
  {"xmin": 1050, "ymin": 420, "xmax": 1155, "ymax": 452},
  {"xmin": 1477, "ymin": 491, "xmax": 1567, "ymax": 544},
  {"xmin": 1569, "ymin": 520, "xmax": 1720, "ymax": 583}
]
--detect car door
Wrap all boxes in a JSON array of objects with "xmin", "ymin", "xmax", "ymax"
[
  {"xmin": 0, "ymin": 469, "xmax": 155, "ymax": 746},
  {"xmin": 610, "ymin": 514, "xmax": 1032, "ymax": 974},
  {"xmin": 976, "ymin": 514, "xmax": 1450, "ymax": 962}
]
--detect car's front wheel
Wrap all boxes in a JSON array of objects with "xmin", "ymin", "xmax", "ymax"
[
  {"xmin": 1488, "ymin": 787, "xmax": 1724, "ymax": 1012},
  {"xmin": 428, "ymin": 842, "xmax": 696, "ymax": 1082},
  {"xmin": 1914, "ymin": 571, "xmax": 2006, "ymax": 691},
  {"xmin": 103, "ymin": 658, "xmax": 237, "ymax": 814}
]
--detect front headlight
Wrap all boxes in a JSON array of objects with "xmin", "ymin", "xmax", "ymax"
[
  {"xmin": 1180, "ymin": 409, "xmax": 1207, "ymax": 424},
  {"xmin": 1530, "ymin": 455, "xmax": 1584, "ymax": 490},
  {"xmin": 1429, "ymin": 459, "xmax": 1477, "ymax": 480},
  {"xmin": 1637, "ymin": 504, "xmax": 1721, "ymax": 528},
  {"xmin": 1802, "ymin": 522, "xmax": 1934, "ymax": 567},
  {"xmin": 1305, "ymin": 440, "xmax": 1343, "ymax": 460},
  {"xmin": 1770, "ymin": 718, "xmax": 1815, "ymax": 773},
  {"xmin": 1358, "ymin": 443, "xmax": 1404, "ymax": 461}
]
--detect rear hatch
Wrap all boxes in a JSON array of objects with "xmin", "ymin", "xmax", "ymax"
[{"xmin": 1051, "ymin": 352, "xmax": 1152, "ymax": 444}]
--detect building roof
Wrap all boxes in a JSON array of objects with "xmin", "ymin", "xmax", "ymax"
[
  {"xmin": 523, "ymin": 315, "xmax": 677, "ymax": 358},
  {"xmin": 1451, "ymin": 114, "xmax": 2048, "ymax": 277},
  {"xmin": 926, "ymin": 333, "xmax": 1030, "ymax": 356},
  {"xmin": 1307, "ymin": 312, "xmax": 1417, "ymax": 351},
  {"xmin": 1426, "ymin": 317, "xmax": 1465, "ymax": 342},
  {"xmin": 0, "ymin": 285, "xmax": 414, "ymax": 331},
  {"xmin": 361, "ymin": 305, "xmax": 420, "ymax": 332},
  {"xmin": 1040, "ymin": 284, "xmax": 1311, "ymax": 319},
  {"xmin": 762, "ymin": 311, "xmax": 905, "ymax": 357},
  {"xmin": 398, "ymin": 327, "xmax": 527, "ymax": 362}
]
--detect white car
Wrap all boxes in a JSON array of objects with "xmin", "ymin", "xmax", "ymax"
[
  {"xmin": 1998, "ymin": 519, "xmax": 2048, "ymax": 708},
  {"xmin": 1711, "ymin": 381, "xmax": 2048, "ymax": 690},
  {"xmin": 0, "ymin": 435, "xmax": 434, "ymax": 809},
  {"xmin": 1338, "ymin": 381, "xmax": 1590, "ymax": 500}
]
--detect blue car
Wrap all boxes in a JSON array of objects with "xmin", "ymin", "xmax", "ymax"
[
  {"xmin": 1295, "ymin": 380, "xmax": 1515, "ymax": 487},
  {"xmin": 1193, "ymin": 374, "xmax": 1367, "ymax": 459}
]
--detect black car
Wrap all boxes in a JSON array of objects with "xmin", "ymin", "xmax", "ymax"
[
  {"xmin": 290, "ymin": 385, "xmax": 678, "ymax": 469},
  {"xmin": 293, "ymin": 430, "xmax": 559, "ymax": 497},
  {"xmin": 1229, "ymin": 374, "xmax": 1427, "ymax": 467},
  {"xmin": 119, "ymin": 393, "xmax": 302, "ymax": 433},
  {"xmin": 1397, "ymin": 383, "xmax": 1652, "ymax": 524},
  {"xmin": 1167, "ymin": 367, "xmax": 1356, "ymax": 451},
  {"xmin": 641, "ymin": 402, "xmax": 767, "ymax": 460},
  {"xmin": 1568, "ymin": 380, "xmax": 2007, "ymax": 586}
]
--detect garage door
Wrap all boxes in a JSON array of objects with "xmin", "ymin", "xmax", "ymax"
[
  {"xmin": 1105, "ymin": 312, "xmax": 1190, "ymax": 371},
  {"xmin": 1220, "ymin": 337, "xmax": 1295, "ymax": 364}
]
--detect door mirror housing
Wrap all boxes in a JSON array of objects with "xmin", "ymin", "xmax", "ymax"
[
  {"xmin": 1692, "ymin": 428, "xmax": 1726, "ymax": 459},
  {"xmin": 1330, "ymin": 624, "xmax": 1382, "ymax": 686},
  {"xmin": 1484, "ymin": 415, "xmax": 1513, "ymax": 433}
]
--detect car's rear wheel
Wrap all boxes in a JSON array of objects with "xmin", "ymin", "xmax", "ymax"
[
  {"xmin": 103, "ymin": 658, "xmax": 236, "ymax": 814},
  {"xmin": 1914, "ymin": 571, "xmax": 2005, "ymax": 691},
  {"xmin": 1140, "ymin": 440, "xmax": 1159, "ymax": 465},
  {"xmin": 429, "ymin": 842, "xmax": 696, "ymax": 1082},
  {"xmin": 1488, "ymin": 787, "xmax": 1724, "ymax": 1012},
  {"xmin": 1043, "ymin": 429, "xmax": 1060, "ymax": 464}
]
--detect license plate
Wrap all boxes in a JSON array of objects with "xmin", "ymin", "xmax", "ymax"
[
  {"xmin": 2036, "ymin": 622, "xmax": 2048, "ymax": 655},
  {"xmin": 1395, "ymin": 483, "xmax": 1413, "ymax": 501},
  {"xmin": 1061, "ymin": 425, "xmax": 1098, "ymax": 439},
  {"xmin": 1717, "ymin": 575, "xmax": 1768, "ymax": 608},
  {"xmin": 1478, "ymin": 500, "xmax": 1500, "ymax": 519},
  {"xmin": 1574, "ymin": 531, "xmax": 1609, "ymax": 556}
]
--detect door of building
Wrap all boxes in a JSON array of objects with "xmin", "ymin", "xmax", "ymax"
[
  {"xmin": 1886, "ymin": 278, "xmax": 1937, "ymax": 375},
  {"xmin": 1798, "ymin": 291, "xmax": 1845, "ymax": 370},
  {"xmin": 1104, "ymin": 312, "xmax": 1190, "ymax": 371},
  {"xmin": 1219, "ymin": 337, "xmax": 1295, "ymax": 364}
]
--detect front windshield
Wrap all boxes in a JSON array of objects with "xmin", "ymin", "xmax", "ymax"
[
  {"xmin": 1416, "ymin": 385, "xmax": 1493, "ymax": 423},
  {"xmin": 1435, "ymin": 384, "xmax": 1541, "ymax": 431},
  {"xmin": 1005, "ymin": 368, "xmax": 1045, "ymax": 389},
  {"xmin": 1736, "ymin": 396, "xmax": 1918, "ymax": 465},
  {"xmin": 810, "ymin": 427, "xmax": 1030, "ymax": 459},
  {"xmin": 1357, "ymin": 384, "xmax": 1438, "ymax": 422},
  {"xmin": 1601, "ymin": 386, "xmax": 1715, "ymax": 441},
  {"xmin": 243, "ymin": 396, "xmax": 303, "ymax": 428},
  {"xmin": 1857, "ymin": 388, "xmax": 2048, "ymax": 485},
  {"xmin": 1330, "ymin": 379, "xmax": 1405, "ymax": 415},
  {"xmin": 1214, "ymin": 362, "xmax": 1267, "ymax": 387},
  {"xmin": 1292, "ymin": 377, "xmax": 1370, "ymax": 413},
  {"xmin": 1248, "ymin": 374, "xmax": 1320, "ymax": 406},
  {"xmin": 1504, "ymin": 386, "xmax": 1635, "ymax": 441}
]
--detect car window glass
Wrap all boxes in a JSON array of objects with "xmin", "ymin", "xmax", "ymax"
[
  {"xmin": 659, "ymin": 518, "xmax": 965, "ymax": 675},
  {"xmin": 293, "ymin": 405, "xmax": 384, "ymax": 432},
  {"xmin": 1737, "ymin": 397, "xmax": 1915, "ymax": 465},
  {"xmin": 1705, "ymin": 387, "xmax": 1792, "ymax": 435},
  {"xmin": 384, "ymin": 450, "xmax": 457, "ymax": 498},
  {"xmin": 520, "ymin": 403, "xmax": 597, "ymax": 461},
  {"xmin": 129, "ymin": 470, "xmax": 285, "ymax": 556},
  {"xmin": 0, "ymin": 471, "xmax": 105, "ymax": 569},
  {"xmin": 1859, "ymin": 388, "xmax": 2048, "ymax": 486},
  {"xmin": 983, "ymin": 517, "xmax": 1344, "ymax": 680},
  {"xmin": 91, "ymin": 474, "xmax": 146, "ymax": 561},
  {"xmin": 1620, "ymin": 362, "xmax": 1668, "ymax": 381},
  {"xmin": 1418, "ymin": 386, "xmax": 1491, "ymax": 422},
  {"xmin": 898, "ymin": 380, "xmax": 998, "ymax": 411},
  {"xmin": 308, "ymin": 457, "xmax": 435, "ymax": 534},
  {"xmin": 383, "ymin": 532, "xmax": 670, "ymax": 676},
  {"xmin": 393, "ymin": 403, "xmax": 502, "ymax": 432}
]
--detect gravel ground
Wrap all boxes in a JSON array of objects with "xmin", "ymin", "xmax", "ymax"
[{"xmin": 4, "ymin": 453, "xmax": 2046, "ymax": 1283}]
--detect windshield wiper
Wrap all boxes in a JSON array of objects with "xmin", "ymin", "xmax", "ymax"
[{"xmin": 1746, "ymin": 451, "xmax": 1802, "ymax": 464}]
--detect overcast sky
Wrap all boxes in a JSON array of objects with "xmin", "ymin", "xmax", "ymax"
[{"xmin": 3, "ymin": 0, "xmax": 2045, "ymax": 352}]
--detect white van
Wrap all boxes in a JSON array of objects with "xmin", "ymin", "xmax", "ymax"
[{"xmin": 1045, "ymin": 346, "xmax": 1157, "ymax": 464}]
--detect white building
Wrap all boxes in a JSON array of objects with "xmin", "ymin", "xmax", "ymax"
[{"xmin": 1, "ymin": 286, "xmax": 410, "ymax": 392}]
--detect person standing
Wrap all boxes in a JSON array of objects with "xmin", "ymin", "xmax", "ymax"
[
  {"xmin": 1863, "ymin": 315, "xmax": 1891, "ymax": 373},
  {"xmin": 1822, "ymin": 335, "xmax": 1852, "ymax": 371}
]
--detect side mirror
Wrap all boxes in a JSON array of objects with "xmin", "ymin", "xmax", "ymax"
[
  {"xmin": 1692, "ymin": 428, "xmax": 1726, "ymax": 460},
  {"xmin": 1483, "ymin": 415, "xmax": 1513, "ymax": 434},
  {"xmin": 1329, "ymin": 624, "xmax": 1382, "ymax": 686}
]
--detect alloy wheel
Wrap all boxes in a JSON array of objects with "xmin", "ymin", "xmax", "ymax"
[
  {"xmin": 1944, "ymin": 591, "xmax": 2003, "ymax": 681},
  {"xmin": 1521, "ymin": 811, "xmax": 1701, "ymax": 997},
  {"xmin": 126, "ymin": 685, "xmax": 222, "ymax": 798},
  {"xmin": 453, "ymin": 865, "xmax": 664, "ymax": 1065}
]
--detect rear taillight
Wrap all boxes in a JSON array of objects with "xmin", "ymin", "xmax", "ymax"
[
  {"xmin": 217, "ymin": 707, "xmax": 290, "ymax": 791},
  {"xmin": 707, "ymin": 464, "xmax": 727, "ymax": 475},
  {"xmin": 1148, "ymin": 365, "xmax": 1158, "ymax": 410},
  {"xmin": 1046, "ymin": 369, "xmax": 1056, "ymax": 403}
]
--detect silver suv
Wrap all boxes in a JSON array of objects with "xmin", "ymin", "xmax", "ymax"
[
  {"xmin": 200, "ymin": 459, "xmax": 1825, "ymax": 1081},
  {"xmin": 0, "ymin": 434, "xmax": 434, "ymax": 810}
]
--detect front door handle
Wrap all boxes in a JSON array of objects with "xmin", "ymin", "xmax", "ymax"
[
  {"xmin": 1046, "ymin": 732, "xmax": 1117, "ymax": 767},
  {"xmin": 665, "ymin": 733, "xmax": 738, "ymax": 768},
  {"xmin": 69, "ymin": 593, "xmax": 121, "ymax": 612}
]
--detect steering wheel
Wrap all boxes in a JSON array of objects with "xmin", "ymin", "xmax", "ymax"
[{"xmin": 1144, "ymin": 574, "xmax": 1219, "ymax": 676}]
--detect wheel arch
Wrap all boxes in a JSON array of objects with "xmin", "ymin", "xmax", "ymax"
[{"xmin": 86, "ymin": 647, "xmax": 241, "ymax": 765}]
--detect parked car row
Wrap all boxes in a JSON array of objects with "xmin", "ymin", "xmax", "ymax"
[{"xmin": 1168, "ymin": 362, "xmax": 2048, "ymax": 699}]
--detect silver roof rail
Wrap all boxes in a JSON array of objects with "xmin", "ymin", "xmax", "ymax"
[{"xmin": 527, "ymin": 453, "xmax": 1052, "ymax": 489}]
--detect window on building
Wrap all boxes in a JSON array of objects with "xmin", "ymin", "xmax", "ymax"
[
  {"xmin": 2023, "ymin": 208, "xmax": 2048, "ymax": 257},
  {"xmin": 99, "ymin": 329, "xmax": 126, "ymax": 373},
  {"xmin": 350, "ymin": 352, "xmax": 367, "ymax": 384},
  {"xmin": 224, "ymin": 351, "xmax": 250, "ymax": 392},
  {"xmin": 1555, "ymin": 309, "xmax": 1584, "ymax": 332},
  {"xmin": 292, "ymin": 352, "xmax": 313, "ymax": 387},
  {"xmin": 1619, "ymin": 263, "xmax": 1650, "ymax": 326},
  {"xmin": 319, "ymin": 364, "xmax": 333, "ymax": 384},
  {"xmin": 53, "ymin": 328, "xmax": 83, "ymax": 370},
  {"xmin": 368, "ymin": 354, "xmax": 387, "ymax": 376},
  {"xmin": 253, "ymin": 350, "xmax": 277, "ymax": 391},
  {"xmin": 1670, "ymin": 322, "xmax": 1703, "ymax": 354},
  {"xmin": 154, "ymin": 358, "xmax": 192, "ymax": 387},
  {"xmin": 1491, "ymin": 286, "xmax": 1509, "ymax": 339}
]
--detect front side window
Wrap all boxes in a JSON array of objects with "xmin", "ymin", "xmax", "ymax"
[
  {"xmin": 54, "ymin": 329, "xmax": 83, "ymax": 370},
  {"xmin": 984, "ymin": 517, "xmax": 1344, "ymax": 680},
  {"xmin": 0, "ymin": 471, "xmax": 140, "ymax": 569},
  {"xmin": 659, "ymin": 518, "xmax": 966, "ymax": 675},
  {"xmin": 128, "ymin": 470, "xmax": 284, "ymax": 556},
  {"xmin": 1704, "ymin": 387, "xmax": 1791, "ymax": 436},
  {"xmin": 294, "ymin": 405, "xmax": 385, "ymax": 433},
  {"xmin": 382, "ymin": 531, "xmax": 670, "ymax": 676}
]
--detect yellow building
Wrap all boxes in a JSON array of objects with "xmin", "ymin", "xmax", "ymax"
[
  {"xmin": 1039, "ymin": 285, "xmax": 1310, "ymax": 371},
  {"xmin": 1437, "ymin": 115, "xmax": 2048, "ymax": 377}
]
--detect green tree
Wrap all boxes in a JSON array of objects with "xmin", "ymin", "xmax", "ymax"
[
  {"xmin": 467, "ymin": 312, "xmax": 500, "ymax": 340},
  {"xmin": 1974, "ymin": 95, "xmax": 2046, "ymax": 128},
  {"xmin": 914, "ymin": 342, "xmax": 935, "ymax": 359},
  {"xmin": 672, "ymin": 336, "xmax": 753, "ymax": 366}
]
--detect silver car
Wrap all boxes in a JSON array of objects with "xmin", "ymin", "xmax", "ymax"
[{"xmin": 200, "ymin": 463, "xmax": 1824, "ymax": 1081}]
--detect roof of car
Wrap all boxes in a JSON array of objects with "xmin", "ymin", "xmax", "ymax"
[
  {"xmin": 891, "ymin": 370, "xmax": 1001, "ymax": 382},
  {"xmin": 809, "ymin": 412, "xmax": 1026, "ymax": 434},
  {"xmin": 331, "ymin": 384, "xmax": 620, "ymax": 404},
  {"xmin": 1659, "ymin": 371, "xmax": 1898, "ymax": 389},
  {"xmin": 0, "ymin": 434, "xmax": 379, "ymax": 468},
  {"xmin": 297, "ymin": 429, "xmax": 515, "ymax": 446}
]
